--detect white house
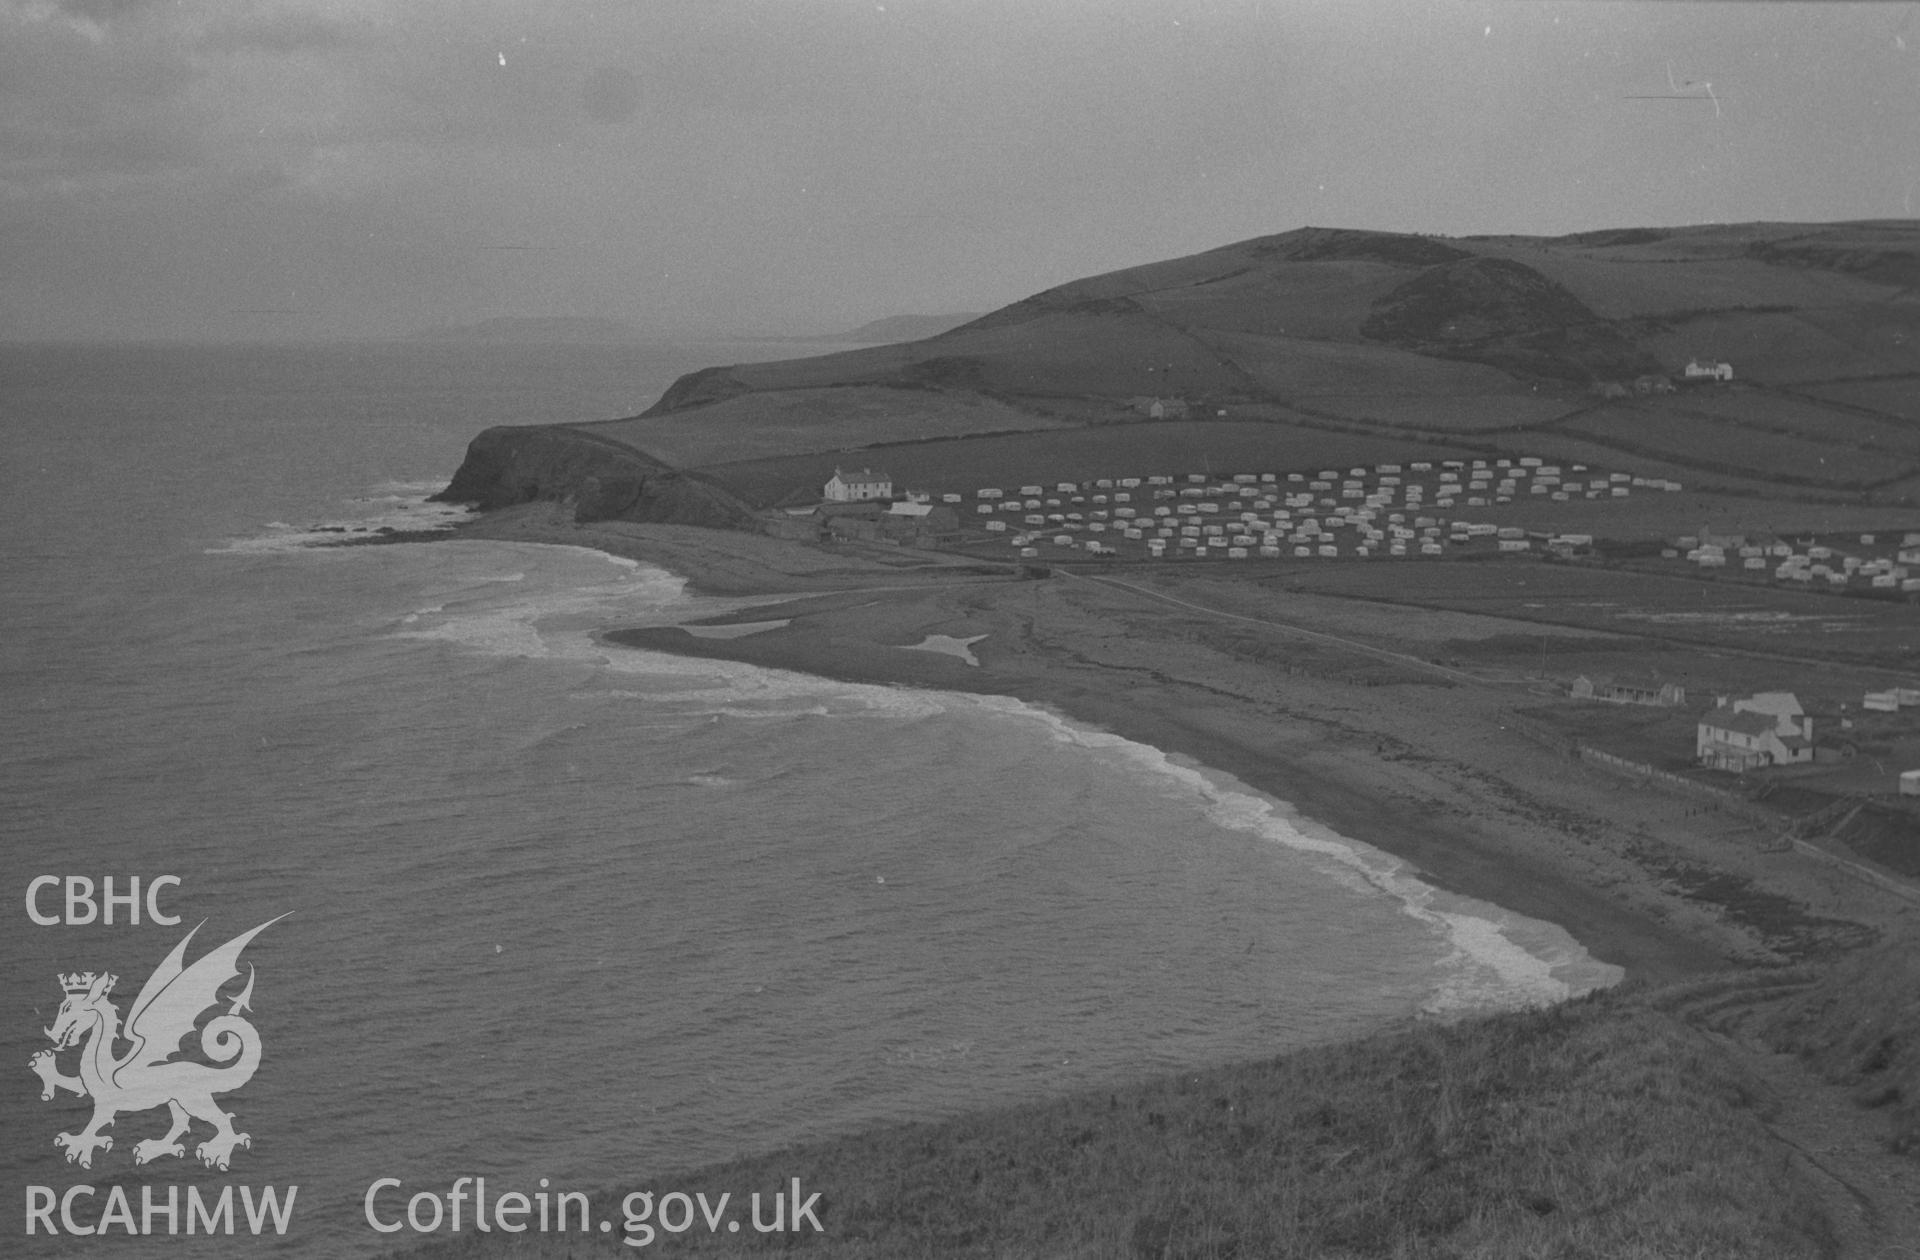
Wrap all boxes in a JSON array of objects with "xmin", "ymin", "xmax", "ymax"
[
  {"xmin": 1684, "ymin": 360, "xmax": 1734, "ymax": 382},
  {"xmin": 1697, "ymin": 692, "xmax": 1813, "ymax": 772},
  {"xmin": 823, "ymin": 468, "xmax": 893, "ymax": 502}
]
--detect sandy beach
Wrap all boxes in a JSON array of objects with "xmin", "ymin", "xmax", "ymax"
[{"xmin": 450, "ymin": 507, "xmax": 1920, "ymax": 991}]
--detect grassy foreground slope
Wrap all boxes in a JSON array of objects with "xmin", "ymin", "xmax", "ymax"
[
  {"xmin": 1761, "ymin": 927, "xmax": 1920, "ymax": 1155},
  {"xmin": 404, "ymin": 979, "xmax": 1866, "ymax": 1259}
]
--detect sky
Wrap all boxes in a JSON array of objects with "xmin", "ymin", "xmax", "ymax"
[{"xmin": 2, "ymin": 0, "xmax": 1915, "ymax": 341}]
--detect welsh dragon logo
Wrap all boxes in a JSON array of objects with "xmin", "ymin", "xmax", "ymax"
[{"xmin": 29, "ymin": 916, "xmax": 285, "ymax": 1171}]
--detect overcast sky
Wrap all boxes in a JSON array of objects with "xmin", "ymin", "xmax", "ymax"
[{"xmin": 2, "ymin": 0, "xmax": 1915, "ymax": 341}]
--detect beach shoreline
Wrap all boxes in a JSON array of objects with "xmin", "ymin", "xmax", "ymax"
[
  {"xmin": 603, "ymin": 617, "xmax": 1723, "ymax": 989},
  {"xmin": 442, "ymin": 505, "xmax": 1914, "ymax": 990}
]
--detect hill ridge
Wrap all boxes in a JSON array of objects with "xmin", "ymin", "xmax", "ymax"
[{"xmin": 641, "ymin": 220, "xmax": 1917, "ymax": 420}]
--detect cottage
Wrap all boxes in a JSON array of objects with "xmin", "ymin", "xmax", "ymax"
[{"xmin": 823, "ymin": 468, "xmax": 893, "ymax": 502}]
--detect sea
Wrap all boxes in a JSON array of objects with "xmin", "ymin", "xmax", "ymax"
[{"xmin": 0, "ymin": 340, "xmax": 1621, "ymax": 1255}]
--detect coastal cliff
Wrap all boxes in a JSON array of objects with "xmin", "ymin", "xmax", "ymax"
[{"xmin": 432, "ymin": 423, "xmax": 754, "ymax": 528}]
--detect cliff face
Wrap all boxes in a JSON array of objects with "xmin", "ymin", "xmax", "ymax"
[
  {"xmin": 642, "ymin": 365, "xmax": 751, "ymax": 415},
  {"xmin": 433, "ymin": 424, "xmax": 754, "ymax": 528}
]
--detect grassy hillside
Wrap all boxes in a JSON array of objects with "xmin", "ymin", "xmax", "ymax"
[
  {"xmin": 1760, "ymin": 926, "xmax": 1920, "ymax": 1155},
  {"xmin": 398, "ymin": 984, "xmax": 1845, "ymax": 1258},
  {"xmin": 577, "ymin": 386, "xmax": 1069, "ymax": 468},
  {"xmin": 641, "ymin": 221, "xmax": 1918, "ymax": 431},
  {"xmin": 437, "ymin": 220, "xmax": 1918, "ymax": 536}
]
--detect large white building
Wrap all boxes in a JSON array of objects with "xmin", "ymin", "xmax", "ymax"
[
  {"xmin": 1697, "ymin": 692, "xmax": 1813, "ymax": 772},
  {"xmin": 823, "ymin": 468, "xmax": 893, "ymax": 502}
]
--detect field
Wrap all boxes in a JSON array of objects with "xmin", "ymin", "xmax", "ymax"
[
  {"xmin": 1557, "ymin": 405, "xmax": 1909, "ymax": 489},
  {"xmin": 1466, "ymin": 248, "xmax": 1883, "ymax": 318},
  {"xmin": 693, "ymin": 419, "xmax": 1485, "ymax": 509},
  {"xmin": 1638, "ymin": 310, "xmax": 1901, "ymax": 384},
  {"xmin": 1261, "ymin": 557, "xmax": 1920, "ymax": 676},
  {"xmin": 1197, "ymin": 328, "xmax": 1520, "ymax": 397},
  {"xmin": 1789, "ymin": 305, "xmax": 1920, "ymax": 371},
  {"xmin": 1802, "ymin": 376, "xmax": 1920, "ymax": 423},
  {"xmin": 1514, "ymin": 699, "xmax": 1712, "ymax": 770},
  {"xmin": 1304, "ymin": 392, "xmax": 1582, "ymax": 432},
  {"xmin": 1674, "ymin": 391, "xmax": 1920, "ymax": 454},
  {"xmin": 1133, "ymin": 258, "xmax": 1406, "ymax": 338},
  {"xmin": 905, "ymin": 310, "xmax": 1255, "ymax": 398},
  {"xmin": 579, "ymin": 386, "xmax": 1067, "ymax": 468}
]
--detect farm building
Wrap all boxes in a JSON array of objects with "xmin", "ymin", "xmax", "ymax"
[
  {"xmin": 1683, "ymin": 360, "xmax": 1734, "ymax": 382},
  {"xmin": 1901, "ymin": 770, "xmax": 1920, "ymax": 797},
  {"xmin": 1127, "ymin": 396, "xmax": 1190, "ymax": 420},
  {"xmin": 824, "ymin": 502, "xmax": 958, "ymax": 544},
  {"xmin": 1697, "ymin": 692, "xmax": 1814, "ymax": 772},
  {"xmin": 824, "ymin": 468, "xmax": 894, "ymax": 502},
  {"xmin": 1570, "ymin": 675, "xmax": 1686, "ymax": 707}
]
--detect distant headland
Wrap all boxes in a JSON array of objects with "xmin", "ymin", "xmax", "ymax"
[{"xmin": 406, "ymin": 316, "xmax": 642, "ymax": 343}]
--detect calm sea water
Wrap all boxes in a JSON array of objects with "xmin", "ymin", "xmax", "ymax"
[{"xmin": 0, "ymin": 342, "xmax": 1619, "ymax": 1255}]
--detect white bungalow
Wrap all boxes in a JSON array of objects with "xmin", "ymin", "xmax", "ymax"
[{"xmin": 1571, "ymin": 676, "xmax": 1686, "ymax": 707}]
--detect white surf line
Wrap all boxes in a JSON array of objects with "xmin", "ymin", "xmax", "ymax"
[{"xmin": 1060, "ymin": 572, "xmax": 1484, "ymax": 687}]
